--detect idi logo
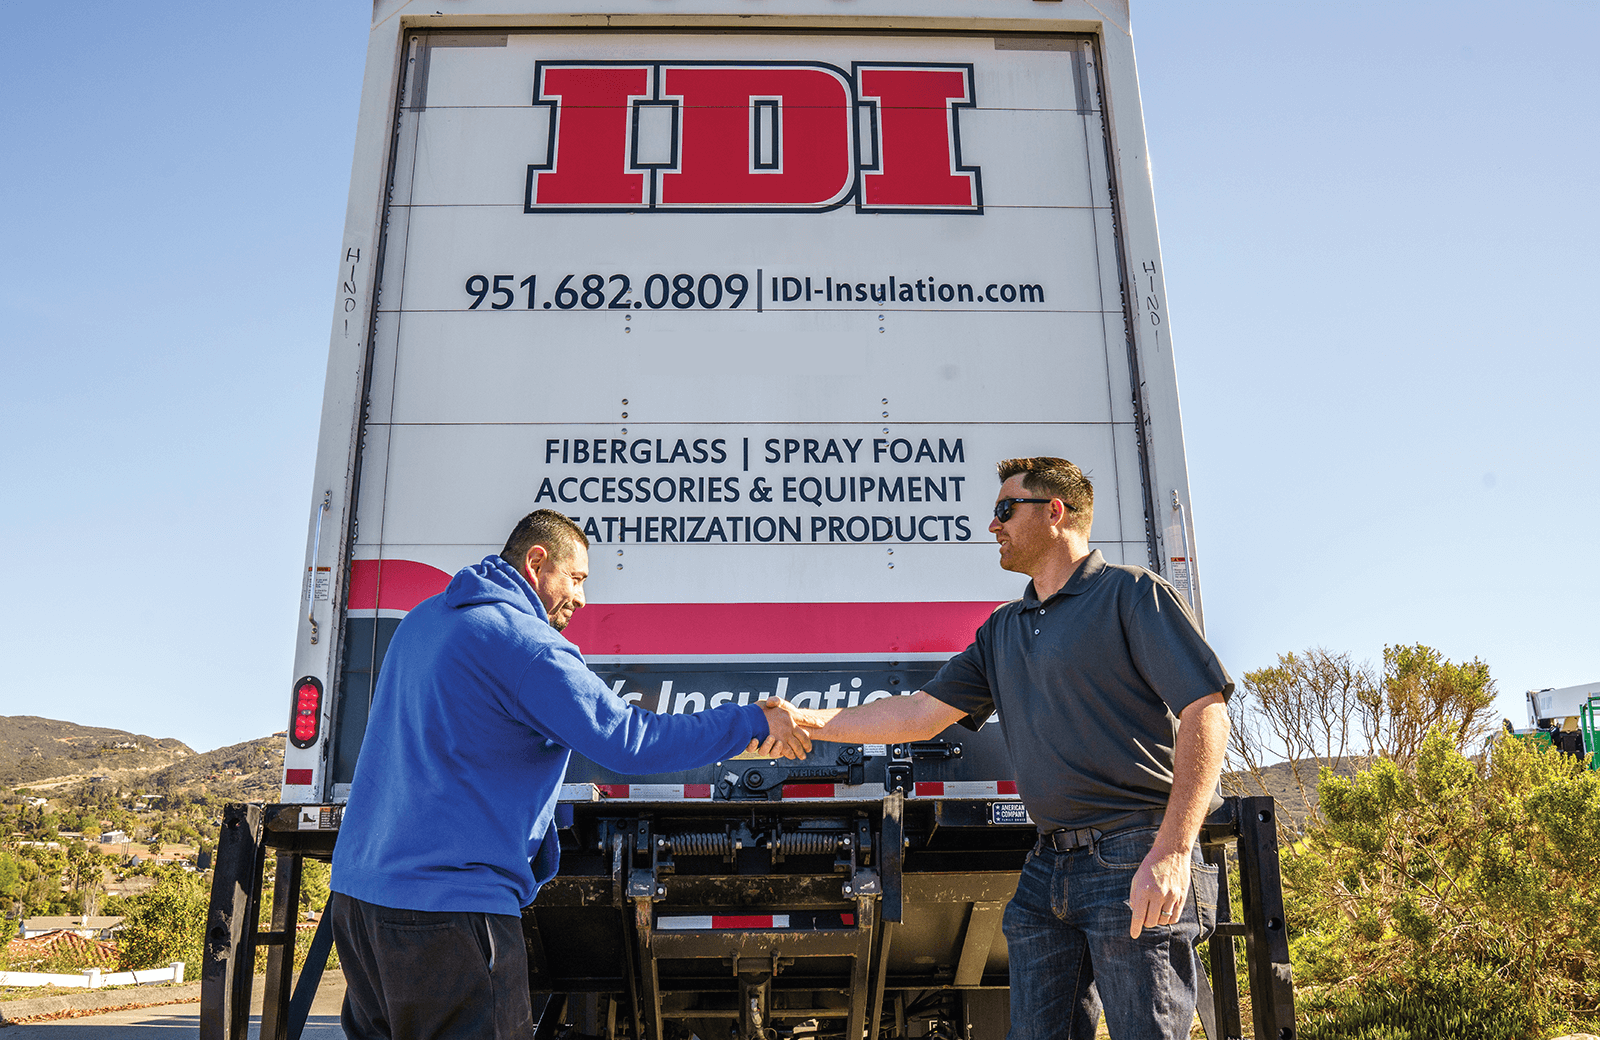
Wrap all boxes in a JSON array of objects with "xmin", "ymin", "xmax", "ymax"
[{"xmin": 524, "ymin": 61, "xmax": 983, "ymax": 214}]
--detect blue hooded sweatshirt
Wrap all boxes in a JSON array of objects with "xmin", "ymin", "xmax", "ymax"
[{"xmin": 331, "ymin": 555, "xmax": 770, "ymax": 915}]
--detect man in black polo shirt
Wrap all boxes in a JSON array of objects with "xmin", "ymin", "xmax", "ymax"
[{"xmin": 776, "ymin": 456, "xmax": 1232, "ymax": 1040}]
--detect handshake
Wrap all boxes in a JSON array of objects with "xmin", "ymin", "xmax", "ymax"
[{"xmin": 745, "ymin": 696, "xmax": 833, "ymax": 759}]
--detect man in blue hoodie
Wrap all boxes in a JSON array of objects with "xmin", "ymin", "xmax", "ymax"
[{"xmin": 329, "ymin": 510, "xmax": 808, "ymax": 1040}]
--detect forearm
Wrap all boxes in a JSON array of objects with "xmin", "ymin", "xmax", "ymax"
[
  {"xmin": 1153, "ymin": 694, "xmax": 1230, "ymax": 855},
  {"xmin": 583, "ymin": 704, "xmax": 768, "ymax": 774},
  {"xmin": 801, "ymin": 691, "xmax": 966, "ymax": 744}
]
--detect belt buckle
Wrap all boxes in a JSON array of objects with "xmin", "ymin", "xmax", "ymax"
[{"xmin": 1041, "ymin": 827, "xmax": 1100, "ymax": 853}]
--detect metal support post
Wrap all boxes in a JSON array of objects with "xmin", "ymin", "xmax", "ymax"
[
  {"xmin": 1237, "ymin": 797, "xmax": 1296, "ymax": 1039},
  {"xmin": 1200, "ymin": 841, "xmax": 1245, "ymax": 1040},
  {"xmin": 258, "ymin": 849, "xmax": 302, "ymax": 1040},
  {"xmin": 200, "ymin": 803, "xmax": 265, "ymax": 1040},
  {"xmin": 737, "ymin": 968, "xmax": 772, "ymax": 1040}
]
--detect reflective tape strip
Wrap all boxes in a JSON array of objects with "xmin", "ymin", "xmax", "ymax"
[
  {"xmin": 656, "ymin": 913, "xmax": 862, "ymax": 930},
  {"xmin": 657, "ymin": 915, "xmax": 714, "ymax": 929},
  {"xmin": 629, "ymin": 784, "xmax": 710, "ymax": 799},
  {"xmin": 658, "ymin": 915, "xmax": 793, "ymax": 929},
  {"xmin": 914, "ymin": 781, "xmax": 1023, "ymax": 798},
  {"xmin": 783, "ymin": 783, "xmax": 836, "ymax": 798}
]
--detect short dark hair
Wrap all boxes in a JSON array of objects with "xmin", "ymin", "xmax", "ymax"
[
  {"xmin": 997, "ymin": 457, "xmax": 1093, "ymax": 533},
  {"xmin": 501, "ymin": 510, "xmax": 588, "ymax": 571}
]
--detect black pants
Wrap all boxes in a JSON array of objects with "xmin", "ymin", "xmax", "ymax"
[{"xmin": 330, "ymin": 891, "xmax": 535, "ymax": 1040}]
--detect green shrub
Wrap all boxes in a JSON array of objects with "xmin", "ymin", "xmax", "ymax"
[
  {"xmin": 1287, "ymin": 730, "xmax": 1600, "ymax": 1032},
  {"xmin": 116, "ymin": 868, "xmax": 208, "ymax": 971}
]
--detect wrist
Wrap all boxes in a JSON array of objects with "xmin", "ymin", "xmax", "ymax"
[{"xmin": 1148, "ymin": 828, "xmax": 1196, "ymax": 860}]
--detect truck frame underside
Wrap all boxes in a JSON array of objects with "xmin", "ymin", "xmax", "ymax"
[{"xmin": 200, "ymin": 794, "xmax": 1295, "ymax": 1040}]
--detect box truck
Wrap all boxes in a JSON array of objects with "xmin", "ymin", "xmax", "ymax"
[{"xmin": 199, "ymin": 3, "xmax": 1295, "ymax": 1038}]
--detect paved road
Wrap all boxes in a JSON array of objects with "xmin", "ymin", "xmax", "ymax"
[{"xmin": 3, "ymin": 971, "xmax": 348, "ymax": 1039}]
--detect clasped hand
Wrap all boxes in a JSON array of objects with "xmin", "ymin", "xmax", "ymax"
[{"xmin": 745, "ymin": 697, "xmax": 826, "ymax": 759}]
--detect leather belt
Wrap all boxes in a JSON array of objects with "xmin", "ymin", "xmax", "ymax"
[
  {"xmin": 1036, "ymin": 827, "xmax": 1101, "ymax": 852},
  {"xmin": 1035, "ymin": 810, "xmax": 1165, "ymax": 854}
]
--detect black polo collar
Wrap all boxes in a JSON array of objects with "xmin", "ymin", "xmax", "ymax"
[{"xmin": 1020, "ymin": 549, "xmax": 1107, "ymax": 607}]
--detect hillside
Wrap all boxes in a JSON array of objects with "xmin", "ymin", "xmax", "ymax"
[
  {"xmin": 0, "ymin": 716, "xmax": 195, "ymax": 787},
  {"xmin": 142, "ymin": 735, "xmax": 285, "ymax": 801},
  {"xmin": 0, "ymin": 716, "xmax": 284, "ymax": 801},
  {"xmin": 1223, "ymin": 756, "xmax": 1374, "ymax": 832}
]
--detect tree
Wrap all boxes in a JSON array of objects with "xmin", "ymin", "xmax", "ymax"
[
  {"xmin": 1226, "ymin": 647, "xmax": 1375, "ymax": 827},
  {"xmin": 1362, "ymin": 643, "xmax": 1497, "ymax": 773},
  {"xmin": 1228, "ymin": 642, "xmax": 1600, "ymax": 1036},
  {"xmin": 63, "ymin": 840, "xmax": 105, "ymax": 917},
  {"xmin": 1227, "ymin": 643, "xmax": 1499, "ymax": 826},
  {"xmin": 0, "ymin": 851, "xmax": 22, "ymax": 915},
  {"xmin": 117, "ymin": 868, "xmax": 209, "ymax": 971},
  {"xmin": 63, "ymin": 841, "xmax": 100, "ymax": 889},
  {"xmin": 300, "ymin": 859, "xmax": 331, "ymax": 915}
]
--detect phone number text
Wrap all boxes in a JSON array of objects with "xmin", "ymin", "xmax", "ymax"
[{"xmin": 464, "ymin": 273, "xmax": 752, "ymax": 312}]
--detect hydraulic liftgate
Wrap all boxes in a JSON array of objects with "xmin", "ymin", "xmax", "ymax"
[{"xmin": 200, "ymin": 795, "xmax": 1295, "ymax": 1040}]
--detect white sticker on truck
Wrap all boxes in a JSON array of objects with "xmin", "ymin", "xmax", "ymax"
[{"xmin": 991, "ymin": 802, "xmax": 1033, "ymax": 826}]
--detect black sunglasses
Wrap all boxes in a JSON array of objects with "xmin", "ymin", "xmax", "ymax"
[{"xmin": 993, "ymin": 497, "xmax": 1069, "ymax": 522}]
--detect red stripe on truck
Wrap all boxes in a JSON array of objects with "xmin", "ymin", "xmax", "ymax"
[
  {"xmin": 566, "ymin": 600, "xmax": 999, "ymax": 653},
  {"xmin": 712, "ymin": 915, "xmax": 775, "ymax": 928},
  {"xmin": 345, "ymin": 560, "xmax": 999, "ymax": 653},
  {"xmin": 348, "ymin": 559, "xmax": 453, "ymax": 611},
  {"xmin": 284, "ymin": 769, "xmax": 313, "ymax": 785},
  {"xmin": 784, "ymin": 784, "xmax": 837, "ymax": 798}
]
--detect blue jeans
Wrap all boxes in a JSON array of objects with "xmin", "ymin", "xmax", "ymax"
[{"xmin": 1002, "ymin": 826, "xmax": 1218, "ymax": 1040}]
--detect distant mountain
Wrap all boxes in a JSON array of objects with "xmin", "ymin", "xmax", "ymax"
[
  {"xmin": 0, "ymin": 716, "xmax": 288, "ymax": 801},
  {"xmin": 0, "ymin": 716, "xmax": 195, "ymax": 787},
  {"xmin": 142, "ymin": 735, "xmax": 286, "ymax": 801},
  {"xmin": 1223, "ymin": 756, "xmax": 1374, "ymax": 832}
]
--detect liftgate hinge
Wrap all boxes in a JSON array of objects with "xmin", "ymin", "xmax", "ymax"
[{"xmin": 714, "ymin": 745, "xmax": 866, "ymax": 801}]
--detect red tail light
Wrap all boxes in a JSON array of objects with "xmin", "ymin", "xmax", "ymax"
[{"xmin": 289, "ymin": 676, "xmax": 323, "ymax": 749}]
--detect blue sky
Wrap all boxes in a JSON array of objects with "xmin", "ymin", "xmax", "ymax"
[{"xmin": 1, "ymin": 2, "xmax": 1594, "ymax": 753}]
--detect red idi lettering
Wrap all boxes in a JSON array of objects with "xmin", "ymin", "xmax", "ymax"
[
  {"xmin": 857, "ymin": 64, "xmax": 981, "ymax": 212},
  {"xmin": 524, "ymin": 61, "xmax": 982, "ymax": 214},
  {"xmin": 660, "ymin": 66, "xmax": 854, "ymax": 208},
  {"xmin": 528, "ymin": 65, "xmax": 651, "ymax": 207}
]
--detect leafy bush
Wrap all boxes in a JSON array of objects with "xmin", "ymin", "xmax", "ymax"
[
  {"xmin": 1298, "ymin": 961, "xmax": 1538, "ymax": 1039},
  {"xmin": 116, "ymin": 867, "xmax": 208, "ymax": 971},
  {"xmin": 1287, "ymin": 729, "xmax": 1600, "ymax": 1033},
  {"xmin": 1227, "ymin": 644, "xmax": 1600, "ymax": 1035}
]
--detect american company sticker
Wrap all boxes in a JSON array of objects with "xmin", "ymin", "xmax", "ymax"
[{"xmin": 990, "ymin": 802, "xmax": 1032, "ymax": 826}]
